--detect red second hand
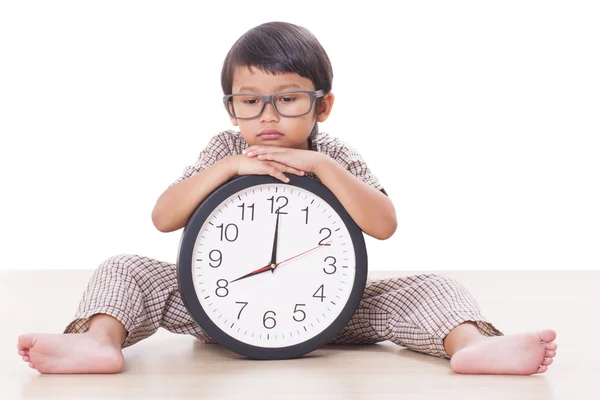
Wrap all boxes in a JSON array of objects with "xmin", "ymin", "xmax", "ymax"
[{"xmin": 274, "ymin": 240, "xmax": 333, "ymax": 268}]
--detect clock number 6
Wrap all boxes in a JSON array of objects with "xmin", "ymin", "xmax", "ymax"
[{"xmin": 263, "ymin": 311, "xmax": 277, "ymax": 329}]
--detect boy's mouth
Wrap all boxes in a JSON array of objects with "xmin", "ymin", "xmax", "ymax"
[{"xmin": 259, "ymin": 129, "xmax": 283, "ymax": 139}]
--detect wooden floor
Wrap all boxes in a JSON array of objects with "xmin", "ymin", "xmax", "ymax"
[{"xmin": 0, "ymin": 270, "xmax": 596, "ymax": 400}]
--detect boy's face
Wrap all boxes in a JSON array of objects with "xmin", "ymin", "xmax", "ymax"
[{"xmin": 228, "ymin": 66, "xmax": 334, "ymax": 150}]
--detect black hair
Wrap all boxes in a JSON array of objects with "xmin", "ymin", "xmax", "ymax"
[{"xmin": 221, "ymin": 22, "xmax": 333, "ymax": 136}]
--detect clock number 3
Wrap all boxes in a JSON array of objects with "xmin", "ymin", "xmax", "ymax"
[{"xmin": 323, "ymin": 256, "xmax": 337, "ymax": 274}]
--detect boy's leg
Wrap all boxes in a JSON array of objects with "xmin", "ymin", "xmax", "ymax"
[
  {"xmin": 17, "ymin": 253, "xmax": 214, "ymax": 374},
  {"xmin": 328, "ymin": 273, "xmax": 502, "ymax": 355},
  {"xmin": 63, "ymin": 253, "xmax": 215, "ymax": 347},
  {"xmin": 328, "ymin": 274, "xmax": 557, "ymax": 375}
]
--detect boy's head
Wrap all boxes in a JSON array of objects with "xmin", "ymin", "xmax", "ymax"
[{"xmin": 221, "ymin": 22, "xmax": 335, "ymax": 150}]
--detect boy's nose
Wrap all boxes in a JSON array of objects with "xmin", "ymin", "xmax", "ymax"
[{"xmin": 260, "ymin": 102, "xmax": 279, "ymax": 122}]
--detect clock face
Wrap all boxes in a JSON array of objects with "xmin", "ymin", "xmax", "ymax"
[{"xmin": 190, "ymin": 182, "xmax": 356, "ymax": 349}]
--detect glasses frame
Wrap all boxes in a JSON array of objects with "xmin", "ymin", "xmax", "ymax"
[{"xmin": 223, "ymin": 89, "xmax": 325, "ymax": 120}]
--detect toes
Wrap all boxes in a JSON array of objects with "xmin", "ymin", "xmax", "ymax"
[
  {"xmin": 538, "ymin": 329, "xmax": 556, "ymax": 343},
  {"xmin": 18, "ymin": 334, "xmax": 37, "ymax": 350},
  {"xmin": 22, "ymin": 355, "xmax": 30, "ymax": 362},
  {"xmin": 542, "ymin": 357, "xmax": 553, "ymax": 366},
  {"xmin": 546, "ymin": 342, "xmax": 558, "ymax": 351},
  {"xmin": 537, "ymin": 365, "xmax": 548, "ymax": 374},
  {"xmin": 28, "ymin": 362, "xmax": 35, "ymax": 369},
  {"xmin": 546, "ymin": 350, "xmax": 556, "ymax": 357},
  {"xmin": 18, "ymin": 349, "xmax": 28, "ymax": 356}
]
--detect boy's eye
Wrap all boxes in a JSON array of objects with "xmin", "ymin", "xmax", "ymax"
[{"xmin": 278, "ymin": 96, "xmax": 296, "ymax": 103}]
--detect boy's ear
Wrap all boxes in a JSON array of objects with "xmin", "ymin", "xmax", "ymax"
[{"xmin": 317, "ymin": 92, "xmax": 335, "ymax": 123}]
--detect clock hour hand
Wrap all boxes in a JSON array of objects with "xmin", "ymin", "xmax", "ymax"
[{"xmin": 230, "ymin": 263, "xmax": 275, "ymax": 284}]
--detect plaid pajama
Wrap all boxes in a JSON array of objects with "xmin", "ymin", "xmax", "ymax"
[
  {"xmin": 63, "ymin": 254, "xmax": 502, "ymax": 358},
  {"xmin": 63, "ymin": 129, "xmax": 502, "ymax": 358}
]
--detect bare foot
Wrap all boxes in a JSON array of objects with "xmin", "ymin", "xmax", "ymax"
[
  {"xmin": 450, "ymin": 329, "xmax": 557, "ymax": 375},
  {"xmin": 17, "ymin": 332, "xmax": 124, "ymax": 374}
]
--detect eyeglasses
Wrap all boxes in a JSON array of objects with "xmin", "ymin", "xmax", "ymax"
[{"xmin": 223, "ymin": 90, "xmax": 324, "ymax": 120}]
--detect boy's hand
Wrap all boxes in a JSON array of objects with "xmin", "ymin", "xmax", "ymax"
[
  {"xmin": 242, "ymin": 146, "xmax": 324, "ymax": 174},
  {"xmin": 230, "ymin": 154, "xmax": 305, "ymax": 183}
]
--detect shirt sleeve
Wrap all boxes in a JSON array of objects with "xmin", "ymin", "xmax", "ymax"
[
  {"xmin": 169, "ymin": 133, "xmax": 233, "ymax": 187},
  {"xmin": 336, "ymin": 142, "xmax": 388, "ymax": 196}
]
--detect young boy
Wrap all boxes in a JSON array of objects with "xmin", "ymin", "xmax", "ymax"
[{"xmin": 17, "ymin": 21, "xmax": 556, "ymax": 375}]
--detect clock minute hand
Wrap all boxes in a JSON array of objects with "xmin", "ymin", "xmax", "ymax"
[{"xmin": 269, "ymin": 212, "xmax": 280, "ymax": 272}]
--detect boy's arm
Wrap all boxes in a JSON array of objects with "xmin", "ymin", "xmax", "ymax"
[
  {"xmin": 151, "ymin": 157, "xmax": 237, "ymax": 233},
  {"xmin": 314, "ymin": 154, "xmax": 397, "ymax": 240}
]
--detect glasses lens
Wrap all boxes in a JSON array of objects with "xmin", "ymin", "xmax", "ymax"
[
  {"xmin": 229, "ymin": 95, "xmax": 263, "ymax": 119},
  {"xmin": 274, "ymin": 92, "xmax": 311, "ymax": 116}
]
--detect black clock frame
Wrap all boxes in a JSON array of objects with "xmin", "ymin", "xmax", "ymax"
[{"xmin": 176, "ymin": 173, "xmax": 368, "ymax": 360}]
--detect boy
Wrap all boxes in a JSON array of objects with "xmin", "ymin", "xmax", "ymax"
[{"xmin": 17, "ymin": 21, "xmax": 556, "ymax": 375}]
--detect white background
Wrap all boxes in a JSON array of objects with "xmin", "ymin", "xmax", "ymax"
[{"xmin": 1, "ymin": 1, "xmax": 598, "ymax": 271}]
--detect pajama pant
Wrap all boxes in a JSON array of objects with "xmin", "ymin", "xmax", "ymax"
[{"xmin": 64, "ymin": 254, "xmax": 503, "ymax": 358}]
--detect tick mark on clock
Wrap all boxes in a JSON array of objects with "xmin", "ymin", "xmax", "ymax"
[
  {"xmin": 209, "ymin": 222, "xmax": 214, "ymax": 226},
  {"xmin": 328, "ymin": 215, "xmax": 332, "ymax": 218},
  {"xmin": 218, "ymin": 314, "xmax": 222, "ymax": 319},
  {"xmin": 196, "ymin": 259, "xmax": 202, "ymax": 262},
  {"xmin": 224, "ymin": 204, "xmax": 228, "ymax": 208},
  {"xmin": 335, "ymin": 228, "xmax": 340, "ymax": 232},
  {"xmin": 231, "ymin": 323, "xmax": 235, "ymax": 328},
  {"xmin": 327, "ymin": 308, "xmax": 331, "ymax": 312},
  {"xmin": 204, "ymin": 296, "xmax": 210, "ymax": 299},
  {"xmin": 303, "ymin": 326, "xmax": 307, "ymax": 331},
  {"xmin": 311, "ymin": 199, "xmax": 314, "ymax": 204},
  {"xmin": 238, "ymin": 195, "xmax": 241, "ymax": 201},
  {"xmin": 331, "ymin": 301, "xmax": 336, "ymax": 305}
]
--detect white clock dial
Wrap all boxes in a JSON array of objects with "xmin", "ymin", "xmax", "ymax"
[{"xmin": 191, "ymin": 183, "xmax": 356, "ymax": 348}]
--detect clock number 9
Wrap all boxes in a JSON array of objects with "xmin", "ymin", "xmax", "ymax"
[
  {"xmin": 209, "ymin": 250, "xmax": 222, "ymax": 268},
  {"xmin": 267, "ymin": 196, "xmax": 288, "ymax": 214},
  {"xmin": 215, "ymin": 279, "xmax": 229, "ymax": 297},
  {"xmin": 263, "ymin": 311, "xmax": 277, "ymax": 329},
  {"xmin": 323, "ymin": 256, "xmax": 337, "ymax": 274}
]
